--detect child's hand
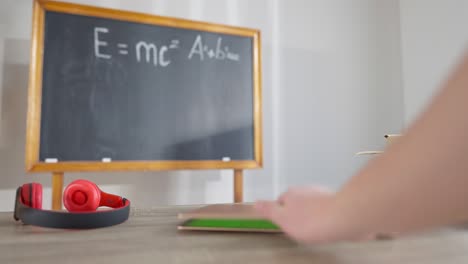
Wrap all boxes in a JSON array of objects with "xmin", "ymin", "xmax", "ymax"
[{"xmin": 254, "ymin": 186, "xmax": 371, "ymax": 244}]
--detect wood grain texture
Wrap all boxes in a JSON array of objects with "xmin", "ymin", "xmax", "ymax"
[
  {"xmin": 25, "ymin": 0, "xmax": 44, "ymax": 171},
  {"xmin": 2, "ymin": 205, "xmax": 468, "ymax": 264},
  {"xmin": 27, "ymin": 160, "xmax": 260, "ymax": 172},
  {"xmin": 51, "ymin": 172, "xmax": 64, "ymax": 210},
  {"xmin": 253, "ymin": 31, "xmax": 263, "ymax": 168},
  {"xmin": 234, "ymin": 169, "xmax": 243, "ymax": 203}
]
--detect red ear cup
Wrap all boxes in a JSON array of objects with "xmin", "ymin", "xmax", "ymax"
[
  {"xmin": 32, "ymin": 183, "xmax": 43, "ymax": 209},
  {"xmin": 21, "ymin": 183, "xmax": 42, "ymax": 209},
  {"xmin": 20, "ymin": 184, "xmax": 31, "ymax": 207},
  {"xmin": 63, "ymin": 179, "xmax": 101, "ymax": 212}
]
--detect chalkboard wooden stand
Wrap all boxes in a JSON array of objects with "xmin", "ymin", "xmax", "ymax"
[
  {"xmin": 234, "ymin": 170, "xmax": 243, "ymax": 203},
  {"xmin": 26, "ymin": 0, "xmax": 262, "ymax": 210},
  {"xmin": 51, "ymin": 172, "xmax": 64, "ymax": 210}
]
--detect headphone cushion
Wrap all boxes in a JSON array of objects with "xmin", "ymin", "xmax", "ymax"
[
  {"xmin": 63, "ymin": 179, "xmax": 100, "ymax": 212},
  {"xmin": 32, "ymin": 183, "xmax": 43, "ymax": 209},
  {"xmin": 21, "ymin": 183, "xmax": 42, "ymax": 209}
]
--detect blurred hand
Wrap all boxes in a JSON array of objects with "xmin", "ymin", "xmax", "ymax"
[{"xmin": 255, "ymin": 186, "xmax": 372, "ymax": 244}]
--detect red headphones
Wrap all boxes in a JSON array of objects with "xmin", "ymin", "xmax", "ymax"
[{"xmin": 14, "ymin": 179, "xmax": 130, "ymax": 229}]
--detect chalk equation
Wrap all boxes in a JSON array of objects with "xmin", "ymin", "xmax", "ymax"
[
  {"xmin": 188, "ymin": 35, "xmax": 239, "ymax": 62},
  {"xmin": 94, "ymin": 27, "xmax": 240, "ymax": 67}
]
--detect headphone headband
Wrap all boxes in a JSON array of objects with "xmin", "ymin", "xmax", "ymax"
[{"xmin": 14, "ymin": 186, "xmax": 130, "ymax": 229}]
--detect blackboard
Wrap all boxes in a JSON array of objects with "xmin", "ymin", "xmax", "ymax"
[{"xmin": 26, "ymin": 0, "xmax": 262, "ymax": 172}]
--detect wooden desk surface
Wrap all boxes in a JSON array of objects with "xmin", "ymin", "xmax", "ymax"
[{"xmin": 1, "ymin": 205, "xmax": 468, "ymax": 264}]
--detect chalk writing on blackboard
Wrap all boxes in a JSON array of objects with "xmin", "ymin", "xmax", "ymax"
[
  {"xmin": 27, "ymin": 0, "xmax": 262, "ymax": 173},
  {"xmin": 94, "ymin": 26, "xmax": 240, "ymax": 67},
  {"xmin": 94, "ymin": 27, "xmax": 176, "ymax": 66},
  {"xmin": 188, "ymin": 35, "xmax": 240, "ymax": 62}
]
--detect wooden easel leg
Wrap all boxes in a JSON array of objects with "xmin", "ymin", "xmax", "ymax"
[
  {"xmin": 52, "ymin": 172, "xmax": 64, "ymax": 210},
  {"xmin": 234, "ymin": 169, "xmax": 243, "ymax": 203}
]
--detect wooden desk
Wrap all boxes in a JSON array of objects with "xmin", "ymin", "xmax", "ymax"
[{"xmin": 1, "ymin": 205, "xmax": 468, "ymax": 263}]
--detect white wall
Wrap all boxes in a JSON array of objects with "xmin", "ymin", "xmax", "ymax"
[
  {"xmin": 0, "ymin": 0, "xmax": 403, "ymax": 211},
  {"xmin": 275, "ymin": 0, "xmax": 404, "ymax": 189},
  {"xmin": 399, "ymin": 0, "xmax": 468, "ymax": 124}
]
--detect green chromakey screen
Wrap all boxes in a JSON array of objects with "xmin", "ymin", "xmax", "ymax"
[{"xmin": 183, "ymin": 219, "xmax": 280, "ymax": 230}]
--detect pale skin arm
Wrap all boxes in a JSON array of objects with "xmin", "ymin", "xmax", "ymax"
[{"xmin": 255, "ymin": 51, "xmax": 468, "ymax": 244}]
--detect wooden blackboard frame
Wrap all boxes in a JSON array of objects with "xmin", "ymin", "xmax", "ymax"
[{"xmin": 25, "ymin": 0, "xmax": 263, "ymax": 173}]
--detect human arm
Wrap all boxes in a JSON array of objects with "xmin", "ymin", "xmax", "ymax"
[{"xmin": 255, "ymin": 51, "xmax": 468, "ymax": 243}]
